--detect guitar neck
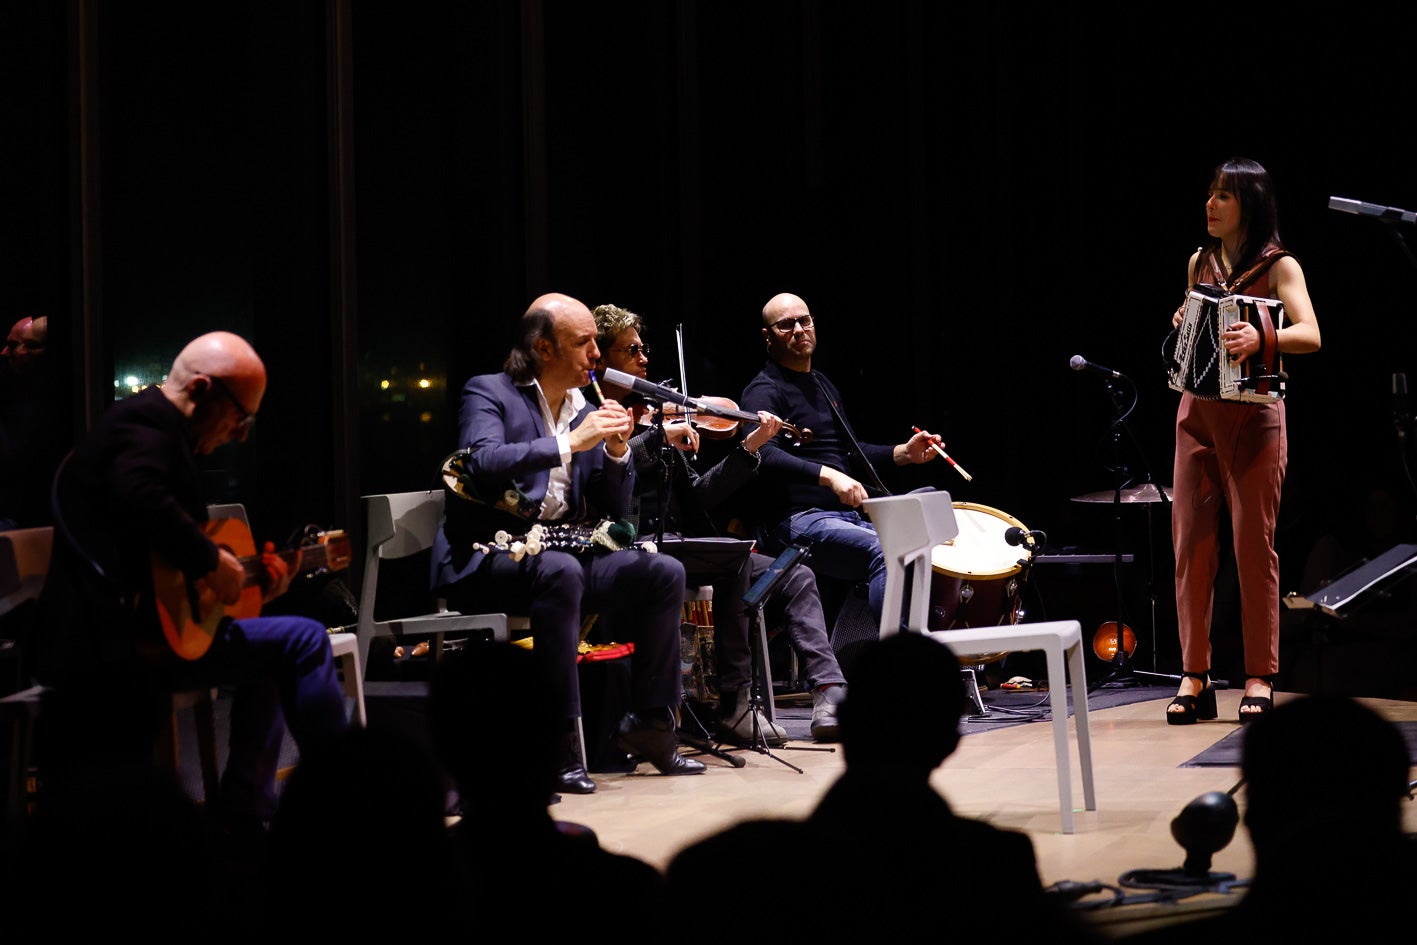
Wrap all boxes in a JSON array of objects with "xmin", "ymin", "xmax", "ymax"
[{"xmin": 237, "ymin": 542, "xmax": 336, "ymax": 587}]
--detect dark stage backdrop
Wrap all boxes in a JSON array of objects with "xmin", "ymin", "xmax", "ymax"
[{"xmin": 4, "ymin": 3, "xmax": 1415, "ymax": 683}]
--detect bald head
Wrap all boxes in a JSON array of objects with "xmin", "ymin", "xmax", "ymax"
[
  {"xmin": 163, "ymin": 332, "xmax": 266, "ymax": 453},
  {"xmin": 505, "ymin": 292, "xmax": 596, "ymax": 387},
  {"xmin": 761, "ymin": 292, "xmax": 815, "ymax": 370},
  {"xmin": 2, "ymin": 316, "xmax": 48, "ymax": 377},
  {"xmin": 761, "ymin": 293, "xmax": 808, "ymax": 328},
  {"xmin": 529, "ymin": 292, "xmax": 589, "ymax": 323}
]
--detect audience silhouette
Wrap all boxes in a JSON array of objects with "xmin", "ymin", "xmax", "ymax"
[
  {"xmin": 9, "ymin": 757, "xmax": 230, "ymax": 942},
  {"xmin": 267, "ymin": 723, "xmax": 463, "ymax": 938},
  {"xmin": 1124, "ymin": 693, "xmax": 1416, "ymax": 941},
  {"xmin": 1, "ymin": 314, "xmax": 68, "ymax": 531},
  {"xmin": 666, "ymin": 630, "xmax": 1102, "ymax": 941},
  {"xmin": 428, "ymin": 640, "xmax": 670, "ymax": 929}
]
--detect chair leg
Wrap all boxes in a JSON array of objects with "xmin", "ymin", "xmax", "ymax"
[
  {"xmin": 191, "ymin": 690, "xmax": 221, "ymax": 805},
  {"xmin": 342, "ymin": 650, "xmax": 367, "ymax": 728}
]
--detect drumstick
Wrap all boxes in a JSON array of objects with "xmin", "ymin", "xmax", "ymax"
[
  {"xmin": 590, "ymin": 371, "xmax": 626, "ymax": 444},
  {"xmin": 913, "ymin": 426, "xmax": 973, "ymax": 481}
]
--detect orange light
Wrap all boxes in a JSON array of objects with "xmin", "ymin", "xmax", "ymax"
[{"xmin": 1092, "ymin": 621, "xmax": 1137, "ymax": 661}]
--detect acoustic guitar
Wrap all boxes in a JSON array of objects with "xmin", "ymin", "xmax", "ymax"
[{"xmin": 152, "ymin": 517, "xmax": 352, "ymax": 661}]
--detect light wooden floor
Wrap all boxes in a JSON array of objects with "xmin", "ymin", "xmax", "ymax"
[{"xmin": 552, "ymin": 688, "xmax": 1417, "ymax": 937}]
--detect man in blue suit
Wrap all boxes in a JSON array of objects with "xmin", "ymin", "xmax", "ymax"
[{"xmin": 432, "ymin": 292, "xmax": 705, "ymax": 794}]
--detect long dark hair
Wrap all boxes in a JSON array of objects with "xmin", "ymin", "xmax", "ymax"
[
  {"xmin": 503, "ymin": 304, "xmax": 557, "ymax": 383},
  {"xmin": 1202, "ymin": 156, "xmax": 1283, "ymax": 279}
]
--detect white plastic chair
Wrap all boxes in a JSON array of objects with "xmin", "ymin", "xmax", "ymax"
[
  {"xmin": 207, "ymin": 503, "xmax": 366, "ymax": 728},
  {"xmin": 356, "ymin": 491, "xmax": 510, "ymax": 673},
  {"xmin": 863, "ymin": 491, "xmax": 1097, "ymax": 834}
]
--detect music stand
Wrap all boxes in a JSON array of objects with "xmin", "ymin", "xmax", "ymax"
[{"xmin": 726, "ymin": 542, "xmax": 833, "ymax": 772}]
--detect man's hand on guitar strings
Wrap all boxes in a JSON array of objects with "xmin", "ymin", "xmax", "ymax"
[{"xmin": 259, "ymin": 539, "xmax": 298, "ymax": 602}]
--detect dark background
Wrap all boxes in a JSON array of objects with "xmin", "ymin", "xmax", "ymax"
[{"xmin": 4, "ymin": 2, "xmax": 1416, "ymax": 688}]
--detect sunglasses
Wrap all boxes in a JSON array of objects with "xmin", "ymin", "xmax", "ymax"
[
  {"xmin": 615, "ymin": 343, "xmax": 651, "ymax": 358},
  {"xmin": 768, "ymin": 314, "xmax": 814, "ymax": 334}
]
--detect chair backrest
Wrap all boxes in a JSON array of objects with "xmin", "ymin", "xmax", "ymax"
[
  {"xmin": 863, "ymin": 491, "xmax": 958, "ymax": 636},
  {"xmin": 356, "ymin": 490, "xmax": 449, "ymax": 670},
  {"xmin": 1, "ymin": 527, "xmax": 54, "ymax": 619},
  {"xmin": 205, "ymin": 502, "xmax": 250, "ymax": 529},
  {"xmin": 863, "ymin": 490, "xmax": 958, "ymax": 563},
  {"xmin": 365, "ymin": 490, "xmax": 445, "ymax": 561}
]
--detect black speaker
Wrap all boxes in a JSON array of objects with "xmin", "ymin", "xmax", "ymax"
[{"xmin": 829, "ymin": 582, "xmax": 878, "ymax": 681}]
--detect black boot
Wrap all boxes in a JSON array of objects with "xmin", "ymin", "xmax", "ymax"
[
  {"xmin": 557, "ymin": 725, "xmax": 596, "ymax": 795},
  {"xmin": 615, "ymin": 707, "xmax": 707, "ymax": 776}
]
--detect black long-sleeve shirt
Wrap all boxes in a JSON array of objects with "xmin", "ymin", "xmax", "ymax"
[{"xmin": 739, "ymin": 360, "xmax": 896, "ymax": 525}]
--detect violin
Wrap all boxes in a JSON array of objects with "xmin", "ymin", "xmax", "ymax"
[{"xmin": 639, "ymin": 395, "xmax": 814, "ymax": 445}]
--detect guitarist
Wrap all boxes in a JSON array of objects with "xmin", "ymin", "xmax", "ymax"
[{"xmin": 30, "ymin": 331, "xmax": 349, "ymax": 835}]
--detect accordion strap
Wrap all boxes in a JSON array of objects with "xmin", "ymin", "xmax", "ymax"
[
  {"xmin": 1253, "ymin": 298, "xmax": 1279, "ymax": 370},
  {"xmin": 1205, "ymin": 245, "xmax": 1290, "ymax": 294}
]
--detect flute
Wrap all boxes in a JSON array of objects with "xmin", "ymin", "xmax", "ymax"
[
  {"xmin": 590, "ymin": 371, "xmax": 626, "ymax": 444},
  {"xmin": 912, "ymin": 426, "xmax": 972, "ymax": 481}
]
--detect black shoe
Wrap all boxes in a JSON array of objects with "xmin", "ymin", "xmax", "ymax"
[
  {"xmin": 615, "ymin": 709, "xmax": 706, "ymax": 776},
  {"xmin": 557, "ymin": 729, "xmax": 597, "ymax": 794},
  {"xmin": 1238, "ymin": 676, "xmax": 1274, "ymax": 723},
  {"xmin": 1166, "ymin": 671, "xmax": 1217, "ymax": 726}
]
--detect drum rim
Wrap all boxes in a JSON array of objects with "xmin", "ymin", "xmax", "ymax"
[{"xmin": 930, "ymin": 501, "xmax": 1029, "ymax": 579}]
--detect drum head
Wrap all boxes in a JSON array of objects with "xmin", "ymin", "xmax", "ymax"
[{"xmin": 930, "ymin": 503, "xmax": 1028, "ymax": 580}]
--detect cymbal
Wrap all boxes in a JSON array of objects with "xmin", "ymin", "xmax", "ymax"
[{"xmin": 1071, "ymin": 483, "xmax": 1174, "ymax": 504}]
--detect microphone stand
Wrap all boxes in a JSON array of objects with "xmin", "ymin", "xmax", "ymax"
[
  {"xmin": 636, "ymin": 396, "xmax": 743, "ymax": 770},
  {"xmin": 1093, "ymin": 374, "xmax": 1177, "ymax": 690}
]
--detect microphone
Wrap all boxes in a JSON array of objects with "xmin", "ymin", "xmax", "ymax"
[
  {"xmin": 1070, "ymin": 355, "xmax": 1126, "ymax": 380},
  {"xmin": 1395, "ymin": 372, "xmax": 1410, "ymax": 428},
  {"xmin": 1004, "ymin": 526, "xmax": 1046, "ymax": 547},
  {"xmin": 600, "ymin": 367, "xmax": 695, "ymax": 408},
  {"xmin": 1329, "ymin": 196, "xmax": 1417, "ymax": 225}
]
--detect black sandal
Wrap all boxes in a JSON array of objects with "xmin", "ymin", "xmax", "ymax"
[
  {"xmin": 1166, "ymin": 671, "xmax": 1217, "ymax": 726},
  {"xmin": 1239, "ymin": 676, "xmax": 1274, "ymax": 722}
]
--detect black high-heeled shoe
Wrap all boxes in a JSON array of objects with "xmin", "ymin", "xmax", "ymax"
[
  {"xmin": 1166, "ymin": 670, "xmax": 1217, "ymax": 725},
  {"xmin": 1239, "ymin": 676, "xmax": 1274, "ymax": 722}
]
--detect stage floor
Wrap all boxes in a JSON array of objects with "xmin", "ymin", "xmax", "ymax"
[{"xmin": 544, "ymin": 688, "xmax": 1417, "ymax": 938}]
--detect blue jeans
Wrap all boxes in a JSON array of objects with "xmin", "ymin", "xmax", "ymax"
[
  {"xmin": 760, "ymin": 509, "xmax": 888, "ymax": 625},
  {"xmin": 172, "ymin": 614, "xmax": 350, "ymax": 820}
]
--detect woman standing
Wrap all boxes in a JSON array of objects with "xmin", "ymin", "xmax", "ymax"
[{"xmin": 1167, "ymin": 157, "xmax": 1321, "ymax": 724}]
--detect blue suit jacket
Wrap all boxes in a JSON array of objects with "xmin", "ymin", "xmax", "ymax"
[{"xmin": 431, "ymin": 372, "xmax": 634, "ymax": 594}]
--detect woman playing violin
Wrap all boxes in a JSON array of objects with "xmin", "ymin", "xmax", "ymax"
[{"xmin": 590, "ymin": 303, "xmax": 851, "ymax": 745}]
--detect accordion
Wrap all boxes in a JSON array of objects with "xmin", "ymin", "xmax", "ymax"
[{"xmin": 1164, "ymin": 285, "xmax": 1286, "ymax": 403}]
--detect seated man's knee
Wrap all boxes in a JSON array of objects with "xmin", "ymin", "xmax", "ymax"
[{"xmin": 647, "ymin": 553, "xmax": 687, "ymax": 594}]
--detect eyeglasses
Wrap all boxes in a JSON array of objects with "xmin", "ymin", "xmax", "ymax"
[
  {"xmin": 615, "ymin": 343, "xmax": 651, "ymax": 358},
  {"xmin": 768, "ymin": 314, "xmax": 814, "ymax": 334},
  {"xmin": 207, "ymin": 375, "xmax": 257, "ymax": 431}
]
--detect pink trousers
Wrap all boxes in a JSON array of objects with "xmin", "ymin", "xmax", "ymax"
[{"xmin": 1172, "ymin": 393, "xmax": 1286, "ymax": 678}]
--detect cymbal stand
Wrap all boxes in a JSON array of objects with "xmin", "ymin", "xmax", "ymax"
[{"xmin": 1093, "ymin": 374, "xmax": 1175, "ymax": 689}]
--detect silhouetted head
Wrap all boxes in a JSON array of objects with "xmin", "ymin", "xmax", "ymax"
[
  {"xmin": 429, "ymin": 640, "xmax": 561, "ymax": 806},
  {"xmin": 838, "ymin": 631, "xmax": 965, "ymax": 774},
  {"xmin": 1241, "ymin": 693, "xmax": 1411, "ymax": 850}
]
